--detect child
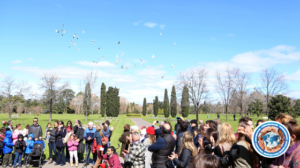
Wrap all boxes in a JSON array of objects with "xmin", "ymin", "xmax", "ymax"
[
  {"xmin": 2, "ymin": 130, "xmax": 14, "ymax": 167},
  {"xmin": 24, "ymin": 134, "xmax": 34, "ymax": 161},
  {"xmin": 14, "ymin": 134, "xmax": 26, "ymax": 168},
  {"xmin": 67, "ymin": 134, "xmax": 79, "ymax": 167},
  {"xmin": 34, "ymin": 137, "xmax": 45, "ymax": 150},
  {"xmin": 101, "ymin": 137, "xmax": 108, "ymax": 155}
]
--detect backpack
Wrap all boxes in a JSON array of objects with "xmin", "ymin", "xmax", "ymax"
[{"xmin": 30, "ymin": 143, "xmax": 43, "ymax": 157}]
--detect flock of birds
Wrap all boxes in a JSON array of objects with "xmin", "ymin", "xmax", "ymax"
[{"xmin": 55, "ymin": 24, "xmax": 174, "ymax": 78}]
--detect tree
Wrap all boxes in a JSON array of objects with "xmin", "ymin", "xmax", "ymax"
[
  {"xmin": 106, "ymin": 87, "xmax": 120, "ymax": 117},
  {"xmin": 1, "ymin": 76, "xmax": 30, "ymax": 120},
  {"xmin": 294, "ymin": 99, "xmax": 300, "ymax": 117},
  {"xmin": 269, "ymin": 95, "xmax": 293, "ymax": 120},
  {"xmin": 154, "ymin": 96, "xmax": 158, "ymax": 116},
  {"xmin": 57, "ymin": 89, "xmax": 75, "ymax": 113},
  {"xmin": 126, "ymin": 104, "xmax": 129, "ymax": 115},
  {"xmin": 120, "ymin": 97, "xmax": 129, "ymax": 115},
  {"xmin": 142, "ymin": 98, "xmax": 147, "ymax": 116},
  {"xmin": 177, "ymin": 68, "xmax": 209, "ymax": 121},
  {"xmin": 163, "ymin": 89, "xmax": 170, "ymax": 118},
  {"xmin": 40, "ymin": 73, "xmax": 68, "ymax": 121},
  {"xmin": 100, "ymin": 83, "xmax": 106, "ymax": 117},
  {"xmin": 260, "ymin": 68, "xmax": 288, "ymax": 118},
  {"xmin": 248, "ymin": 99, "xmax": 264, "ymax": 117},
  {"xmin": 170, "ymin": 85, "xmax": 177, "ymax": 117},
  {"xmin": 232, "ymin": 68, "xmax": 250, "ymax": 117},
  {"xmin": 83, "ymin": 82, "xmax": 91, "ymax": 121},
  {"xmin": 181, "ymin": 85, "xmax": 190, "ymax": 117},
  {"xmin": 202, "ymin": 101, "xmax": 210, "ymax": 114},
  {"xmin": 70, "ymin": 94, "xmax": 84, "ymax": 114},
  {"xmin": 216, "ymin": 67, "xmax": 235, "ymax": 122}
]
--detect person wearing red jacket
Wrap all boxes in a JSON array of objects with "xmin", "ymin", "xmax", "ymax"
[{"xmin": 98, "ymin": 146, "xmax": 122, "ymax": 168}]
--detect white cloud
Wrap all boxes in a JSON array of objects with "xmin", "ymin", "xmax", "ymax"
[
  {"xmin": 75, "ymin": 61, "xmax": 116, "ymax": 68},
  {"xmin": 144, "ymin": 22, "xmax": 157, "ymax": 28},
  {"xmin": 286, "ymin": 70, "xmax": 300, "ymax": 81},
  {"xmin": 159, "ymin": 24, "xmax": 165, "ymax": 29},
  {"xmin": 11, "ymin": 60, "xmax": 22, "ymax": 64},
  {"xmin": 27, "ymin": 58, "xmax": 34, "ymax": 61},
  {"xmin": 133, "ymin": 21, "xmax": 141, "ymax": 26}
]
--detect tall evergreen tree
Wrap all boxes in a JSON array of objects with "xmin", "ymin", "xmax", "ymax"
[
  {"xmin": 154, "ymin": 96, "xmax": 159, "ymax": 116},
  {"xmin": 126, "ymin": 104, "xmax": 129, "ymax": 115},
  {"xmin": 170, "ymin": 85, "xmax": 177, "ymax": 117},
  {"xmin": 100, "ymin": 83, "xmax": 106, "ymax": 117},
  {"xmin": 269, "ymin": 95, "xmax": 293, "ymax": 120},
  {"xmin": 113, "ymin": 87, "xmax": 120, "ymax": 117},
  {"xmin": 164, "ymin": 89, "xmax": 170, "ymax": 118},
  {"xmin": 143, "ymin": 98, "xmax": 147, "ymax": 116},
  {"xmin": 181, "ymin": 85, "xmax": 190, "ymax": 117},
  {"xmin": 83, "ymin": 82, "xmax": 91, "ymax": 121},
  {"xmin": 106, "ymin": 87, "xmax": 114, "ymax": 117}
]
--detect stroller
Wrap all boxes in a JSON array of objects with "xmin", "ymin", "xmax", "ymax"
[{"xmin": 24, "ymin": 143, "xmax": 44, "ymax": 168}]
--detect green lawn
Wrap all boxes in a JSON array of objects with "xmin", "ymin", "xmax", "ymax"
[{"xmin": 0, "ymin": 113, "xmax": 134, "ymax": 159}]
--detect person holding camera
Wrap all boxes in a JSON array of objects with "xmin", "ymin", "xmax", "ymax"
[
  {"xmin": 54, "ymin": 121, "xmax": 67, "ymax": 166},
  {"xmin": 152, "ymin": 120, "xmax": 164, "ymax": 139}
]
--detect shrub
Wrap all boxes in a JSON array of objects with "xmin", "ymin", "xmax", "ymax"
[{"xmin": 126, "ymin": 113, "xmax": 141, "ymax": 117}]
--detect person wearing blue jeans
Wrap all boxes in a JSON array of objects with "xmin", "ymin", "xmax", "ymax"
[
  {"xmin": 83, "ymin": 122, "xmax": 96, "ymax": 166},
  {"xmin": 48, "ymin": 121, "xmax": 58, "ymax": 164},
  {"xmin": 14, "ymin": 134, "xmax": 25, "ymax": 168},
  {"xmin": 54, "ymin": 121, "xmax": 66, "ymax": 166}
]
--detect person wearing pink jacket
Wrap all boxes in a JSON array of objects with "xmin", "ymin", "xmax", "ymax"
[
  {"xmin": 12, "ymin": 124, "xmax": 22, "ymax": 144},
  {"xmin": 67, "ymin": 134, "xmax": 79, "ymax": 167}
]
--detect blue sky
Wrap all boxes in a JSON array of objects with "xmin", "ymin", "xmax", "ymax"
[{"xmin": 0, "ymin": 0, "xmax": 299, "ymax": 103}]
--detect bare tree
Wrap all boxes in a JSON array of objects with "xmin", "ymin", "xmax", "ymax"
[
  {"xmin": 16, "ymin": 104, "xmax": 24, "ymax": 116},
  {"xmin": 40, "ymin": 73, "xmax": 68, "ymax": 121},
  {"xmin": 177, "ymin": 68, "xmax": 210, "ymax": 121},
  {"xmin": 215, "ymin": 67, "xmax": 235, "ymax": 122},
  {"xmin": 1, "ymin": 76, "xmax": 30, "ymax": 120},
  {"xmin": 120, "ymin": 97, "xmax": 129, "ymax": 114},
  {"xmin": 260, "ymin": 68, "xmax": 288, "ymax": 117},
  {"xmin": 82, "ymin": 71, "xmax": 98, "ymax": 116},
  {"xmin": 232, "ymin": 68, "xmax": 251, "ymax": 117},
  {"xmin": 70, "ymin": 94, "xmax": 84, "ymax": 114}
]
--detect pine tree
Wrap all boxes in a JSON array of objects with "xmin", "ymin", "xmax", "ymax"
[
  {"xmin": 106, "ymin": 87, "xmax": 113, "ymax": 117},
  {"xmin": 248, "ymin": 99, "xmax": 264, "ymax": 117},
  {"xmin": 143, "ymin": 98, "xmax": 147, "ymax": 116},
  {"xmin": 164, "ymin": 89, "xmax": 170, "ymax": 118},
  {"xmin": 170, "ymin": 85, "xmax": 177, "ymax": 117},
  {"xmin": 83, "ymin": 82, "xmax": 91, "ymax": 121},
  {"xmin": 269, "ymin": 95, "xmax": 293, "ymax": 120},
  {"xmin": 154, "ymin": 96, "xmax": 159, "ymax": 116},
  {"xmin": 126, "ymin": 104, "xmax": 129, "ymax": 115},
  {"xmin": 113, "ymin": 87, "xmax": 120, "ymax": 117},
  {"xmin": 181, "ymin": 85, "xmax": 190, "ymax": 117},
  {"xmin": 100, "ymin": 83, "xmax": 106, "ymax": 117}
]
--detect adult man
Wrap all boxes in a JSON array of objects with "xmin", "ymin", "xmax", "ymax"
[
  {"xmin": 123, "ymin": 132, "xmax": 146, "ymax": 168},
  {"xmin": 6, "ymin": 121, "xmax": 13, "ymax": 131},
  {"xmin": 175, "ymin": 121, "xmax": 188, "ymax": 154},
  {"xmin": 98, "ymin": 146, "xmax": 122, "ymax": 168},
  {"xmin": 233, "ymin": 114, "xmax": 236, "ymax": 121},
  {"xmin": 152, "ymin": 121, "xmax": 164, "ymax": 139},
  {"xmin": 190, "ymin": 120, "xmax": 198, "ymax": 137},
  {"xmin": 217, "ymin": 114, "xmax": 220, "ymax": 119},
  {"xmin": 28, "ymin": 118, "xmax": 43, "ymax": 139},
  {"xmin": 148, "ymin": 123, "xmax": 176, "ymax": 168},
  {"xmin": 83, "ymin": 122, "xmax": 96, "ymax": 166}
]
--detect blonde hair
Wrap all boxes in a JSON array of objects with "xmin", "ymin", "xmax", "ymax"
[
  {"xmin": 67, "ymin": 134, "xmax": 77, "ymax": 142},
  {"xmin": 275, "ymin": 113, "xmax": 294, "ymax": 124},
  {"xmin": 179, "ymin": 132, "xmax": 198, "ymax": 157},
  {"xmin": 216, "ymin": 123, "xmax": 236, "ymax": 146},
  {"xmin": 96, "ymin": 125, "xmax": 103, "ymax": 132}
]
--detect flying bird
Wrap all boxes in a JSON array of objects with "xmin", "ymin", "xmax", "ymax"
[
  {"xmin": 77, "ymin": 36, "xmax": 79, "ymax": 40},
  {"xmin": 69, "ymin": 45, "xmax": 71, "ymax": 48},
  {"xmin": 62, "ymin": 24, "xmax": 64, "ymax": 27},
  {"xmin": 134, "ymin": 64, "xmax": 136, "ymax": 67},
  {"xmin": 98, "ymin": 47, "xmax": 101, "ymax": 50},
  {"xmin": 126, "ymin": 66, "xmax": 129, "ymax": 70},
  {"xmin": 162, "ymin": 75, "xmax": 164, "ymax": 78},
  {"xmin": 82, "ymin": 30, "xmax": 85, "ymax": 33},
  {"xmin": 121, "ymin": 65, "xmax": 124, "ymax": 69},
  {"xmin": 141, "ymin": 59, "xmax": 143, "ymax": 62},
  {"xmin": 92, "ymin": 39, "xmax": 94, "ymax": 43},
  {"xmin": 78, "ymin": 48, "xmax": 80, "ymax": 51},
  {"xmin": 71, "ymin": 40, "xmax": 73, "ymax": 44},
  {"xmin": 73, "ymin": 43, "xmax": 76, "ymax": 46},
  {"xmin": 174, "ymin": 42, "xmax": 176, "ymax": 45},
  {"xmin": 55, "ymin": 29, "xmax": 58, "ymax": 33},
  {"xmin": 160, "ymin": 33, "xmax": 162, "ymax": 35},
  {"xmin": 118, "ymin": 41, "xmax": 120, "ymax": 45},
  {"xmin": 152, "ymin": 55, "xmax": 155, "ymax": 58},
  {"xmin": 121, "ymin": 52, "xmax": 124, "ymax": 56},
  {"xmin": 116, "ymin": 55, "xmax": 119, "ymax": 59},
  {"xmin": 102, "ymin": 56, "xmax": 104, "ymax": 60},
  {"xmin": 62, "ymin": 34, "xmax": 63, "ymax": 36},
  {"xmin": 61, "ymin": 29, "xmax": 63, "ymax": 32},
  {"xmin": 64, "ymin": 30, "xmax": 66, "ymax": 33},
  {"xmin": 171, "ymin": 65, "xmax": 174, "ymax": 68},
  {"xmin": 57, "ymin": 31, "xmax": 60, "ymax": 33},
  {"xmin": 148, "ymin": 65, "xmax": 150, "ymax": 68},
  {"xmin": 73, "ymin": 34, "xmax": 76, "ymax": 38}
]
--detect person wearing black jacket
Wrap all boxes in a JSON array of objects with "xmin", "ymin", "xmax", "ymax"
[
  {"xmin": 75, "ymin": 120, "xmax": 84, "ymax": 162},
  {"xmin": 168, "ymin": 132, "xmax": 197, "ymax": 168},
  {"xmin": 175, "ymin": 121, "xmax": 188, "ymax": 154},
  {"xmin": 54, "ymin": 121, "xmax": 67, "ymax": 166},
  {"xmin": 28, "ymin": 118, "xmax": 43, "ymax": 139},
  {"xmin": 14, "ymin": 134, "xmax": 25, "ymax": 168},
  {"xmin": 48, "ymin": 121, "xmax": 58, "ymax": 164},
  {"xmin": 190, "ymin": 120, "xmax": 198, "ymax": 138}
]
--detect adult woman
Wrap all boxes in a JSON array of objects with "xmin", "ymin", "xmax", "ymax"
[
  {"xmin": 45, "ymin": 123, "xmax": 52, "ymax": 139},
  {"xmin": 119, "ymin": 124, "xmax": 130, "ymax": 158},
  {"xmin": 256, "ymin": 119, "xmax": 265, "ymax": 127},
  {"xmin": 168, "ymin": 132, "xmax": 198, "ymax": 168},
  {"xmin": 48, "ymin": 121, "xmax": 58, "ymax": 164},
  {"xmin": 93, "ymin": 125, "xmax": 105, "ymax": 168},
  {"xmin": 275, "ymin": 113, "xmax": 294, "ymax": 124},
  {"xmin": 22, "ymin": 125, "xmax": 29, "ymax": 141},
  {"xmin": 214, "ymin": 123, "xmax": 236, "ymax": 162},
  {"xmin": 194, "ymin": 124, "xmax": 205, "ymax": 148},
  {"xmin": 190, "ymin": 154, "xmax": 221, "ymax": 168},
  {"xmin": 12, "ymin": 124, "xmax": 22, "ymax": 144},
  {"xmin": 75, "ymin": 120, "xmax": 85, "ymax": 163},
  {"xmin": 54, "ymin": 121, "xmax": 67, "ymax": 166},
  {"xmin": 270, "ymin": 119, "xmax": 300, "ymax": 167},
  {"xmin": 199, "ymin": 128, "xmax": 218, "ymax": 154},
  {"xmin": 143, "ymin": 126, "xmax": 156, "ymax": 168},
  {"xmin": 65, "ymin": 120, "xmax": 73, "ymax": 161}
]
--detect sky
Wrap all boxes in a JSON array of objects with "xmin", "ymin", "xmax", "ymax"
[{"xmin": 0, "ymin": 0, "xmax": 300, "ymax": 104}]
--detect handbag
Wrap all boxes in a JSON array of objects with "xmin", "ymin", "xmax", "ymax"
[{"xmin": 78, "ymin": 142, "xmax": 85, "ymax": 154}]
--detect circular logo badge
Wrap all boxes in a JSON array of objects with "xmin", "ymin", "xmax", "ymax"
[{"xmin": 252, "ymin": 121, "xmax": 290, "ymax": 158}]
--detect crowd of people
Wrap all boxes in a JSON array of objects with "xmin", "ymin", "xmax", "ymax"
[{"xmin": 0, "ymin": 113, "xmax": 300, "ymax": 168}]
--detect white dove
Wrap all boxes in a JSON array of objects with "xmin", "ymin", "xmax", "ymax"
[
  {"xmin": 92, "ymin": 39, "xmax": 94, "ymax": 43},
  {"xmin": 77, "ymin": 36, "xmax": 79, "ymax": 40},
  {"xmin": 73, "ymin": 43, "xmax": 76, "ymax": 46},
  {"xmin": 78, "ymin": 48, "xmax": 80, "ymax": 51},
  {"xmin": 55, "ymin": 29, "xmax": 58, "ymax": 33},
  {"xmin": 148, "ymin": 65, "xmax": 150, "ymax": 68},
  {"xmin": 82, "ymin": 30, "xmax": 85, "ymax": 33},
  {"xmin": 121, "ymin": 52, "xmax": 124, "ymax": 56},
  {"xmin": 69, "ymin": 45, "xmax": 71, "ymax": 48},
  {"xmin": 62, "ymin": 24, "xmax": 64, "ymax": 27},
  {"xmin": 98, "ymin": 47, "xmax": 101, "ymax": 50},
  {"xmin": 160, "ymin": 33, "xmax": 162, "ymax": 35},
  {"xmin": 171, "ymin": 65, "xmax": 174, "ymax": 68},
  {"xmin": 152, "ymin": 55, "xmax": 155, "ymax": 58},
  {"xmin": 102, "ymin": 56, "xmax": 104, "ymax": 60},
  {"xmin": 116, "ymin": 55, "xmax": 119, "ymax": 59}
]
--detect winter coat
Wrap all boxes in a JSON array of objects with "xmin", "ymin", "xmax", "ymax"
[
  {"xmin": 98, "ymin": 152, "xmax": 122, "ymax": 168},
  {"xmin": 119, "ymin": 130, "xmax": 130, "ymax": 158},
  {"xmin": 75, "ymin": 127, "xmax": 85, "ymax": 154},
  {"xmin": 28, "ymin": 124, "xmax": 43, "ymax": 139},
  {"xmin": 175, "ymin": 132, "xmax": 184, "ymax": 154},
  {"xmin": 49, "ymin": 127, "xmax": 57, "ymax": 142},
  {"xmin": 0, "ymin": 132, "xmax": 4, "ymax": 141},
  {"xmin": 173, "ymin": 148, "xmax": 192, "ymax": 168},
  {"xmin": 55, "ymin": 126, "xmax": 67, "ymax": 148},
  {"xmin": 73, "ymin": 125, "xmax": 78, "ymax": 134},
  {"xmin": 44, "ymin": 127, "xmax": 52, "ymax": 139},
  {"xmin": 67, "ymin": 140, "xmax": 79, "ymax": 151},
  {"xmin": 14, "ymin": 134, "xmax": 26, "ymax": 153},
  {"xmin": 84, "ymin": 127, "xmax": 96, "ymax": 144},
  {"xmin": 3, "ymin": 130, "xmax": 14, "ymax": 154},
  {"xmin": 12, "ymin": 129, "xmax": 23, "ymax": 144},
  {"xmin": 25, "ymin": 134, "xmax": 34, "ymax": 154},
  {"xmin": 95, "ymin": 131, "xmax": 104, "ymax": 145}
]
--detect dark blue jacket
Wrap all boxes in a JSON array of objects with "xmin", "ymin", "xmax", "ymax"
[
  {"xmin": 55, "ymin": 126, "xmax": 67, "ymax": 148},
  {"xmin": 3, "ymin": 130, "xmax": 14, "ymax": 154},
  {"xmin": 84, "ymin": 127, "xmax": 96, "ymax": 144},
  {"xmin": 175, "ymin": 132, "xmax": 184, "ymax": 154},
  {"xmin": 95, "ymin": 131, "xmax": 103, "ymax": 145}
]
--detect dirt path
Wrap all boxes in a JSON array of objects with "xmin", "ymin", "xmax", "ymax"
[{"xmin": 131, "ymin": 118, "xmax": 159, "ymax": 129}]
